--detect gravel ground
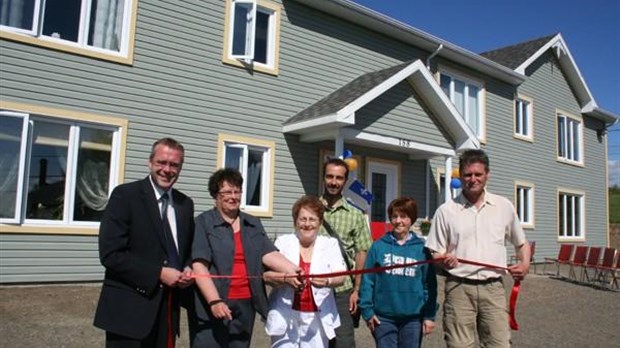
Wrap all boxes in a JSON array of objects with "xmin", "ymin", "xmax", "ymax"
[{"xmin": 1, "ymin": 269, "xmax": 619, "ymax": 348}]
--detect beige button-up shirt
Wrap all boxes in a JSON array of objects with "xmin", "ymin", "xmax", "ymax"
[{"xmin": 426, "ymin": 191, "xmax": 526, "ymax": 280}]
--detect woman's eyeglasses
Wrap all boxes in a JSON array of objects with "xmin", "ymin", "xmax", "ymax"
[
  {"xmin": 297, "ymin": 217, "xmax": 319, "ymax": 224},
  {"xmin": 218, "ymin": 190, "xmax": 243, "ymax": 197}
]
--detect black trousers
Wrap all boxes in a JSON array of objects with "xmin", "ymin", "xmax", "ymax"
[
  {"xmin": 106, "ymin": 289, "xmax": 177, "ymax": 348},
  {"xmin": 189, "ymin": 298, "xmax": 255, "ymax": 348}
]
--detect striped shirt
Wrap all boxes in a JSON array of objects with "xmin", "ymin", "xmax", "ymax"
[{"xmin": 320, "ymin": 196, "xmax": 372, "ymax": 293}]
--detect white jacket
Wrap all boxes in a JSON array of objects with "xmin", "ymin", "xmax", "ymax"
[{"xmin": 265, "ymin": 234, "xmax": 346, "ymax": 339}]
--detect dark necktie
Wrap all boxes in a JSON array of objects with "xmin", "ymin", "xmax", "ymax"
[{"xmin": 161, "ymin": 193, "xmax": 181, "ymax": 270}]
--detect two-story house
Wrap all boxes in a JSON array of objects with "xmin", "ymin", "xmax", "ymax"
[{"xmin": 0, "ymin": 0, "xmax": 617, "ymax": 283}]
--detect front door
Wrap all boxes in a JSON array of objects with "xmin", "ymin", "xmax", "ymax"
[{"xmin": 366, "ymin": 160, "xmax": 399, "ymax": 223}]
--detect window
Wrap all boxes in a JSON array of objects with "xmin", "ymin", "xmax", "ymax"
[
  {"xmin": 223, "ymin": 0, "xmax": 281, "ymax": 74},
  {"xmin": 0, "ymin": 0, "xmax": 136, "ymax": 61},
  {"xmin": 515, "ymin": 182, "xmax": 534, "ymax": 227},
  {"xmin": 558, "ymin": 190, "xmax": 584, "ymax": 239},
  {"xmin": 440, "ymin": 71, "xmax": 485, "ymax": 139},
  {"xmin": 0, "ymin": 103, "xmax": 125, "ymax": 230},
  {"xmin": 218, "ymin": 134, "xmax": 275, "ymax": 216},
  {"xmin": 557, "ymin": 112, "xmax": 582, "ymax": 164},
  {"xmin": 514, "ymin": 96, "xmax": 533, "ymax": 140}
]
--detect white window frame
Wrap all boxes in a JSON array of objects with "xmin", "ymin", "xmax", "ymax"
[
  {"xmin": 439, "ymin": 68, "xmax": 486, "ymax": 141},
  {"xmin": 557, "ymin": 189, "xmax": 585, "ymax": 241},
  {"xmin": 0, "ymin": 0, "xmax": 137, "ymax": 63},
  {"xmin": 0, "ymin": 101, "xmax": 127, "ymax": 234},
  {"xmin": 217, "ymin": 134, "xmax": 275, "ymax": 217},
  {"xmin": 223, "ymin": 0, "xmax": 281, "ymax": 75},
  {"xmin": 514, "ymin": 95, "xmax": 533, "ymax": 141},
  {"xmin": 0, "ymin": 111, "xmax": 30, "ymax": 224},
  {"xmin": 556, "ymin": 111, "xmax": 583, "ymax": 165},
  {"xmin": 514, "ymin": 181, "xmax": 535, "ymax": 228},
  {"xmin": 229, "ymin": 0, "xmax": 257, "ymax": 61}
]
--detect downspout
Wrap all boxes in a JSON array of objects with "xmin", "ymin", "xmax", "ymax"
[{"xmin": 426, "ymin": 44, "xmax": 443, "ymax": 69}]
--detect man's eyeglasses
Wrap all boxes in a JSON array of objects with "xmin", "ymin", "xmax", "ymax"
[
  {"xmin": 219, "ymin": 190, "xmax": 243, "ymax": 197},
  {"xmin": 297, "ymin": 217, "xmax": 320, "ymax": 224}
]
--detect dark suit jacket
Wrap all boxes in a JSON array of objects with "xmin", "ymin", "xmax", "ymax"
[{"xmin": 94, "ymin": 177, "xmax": 194, "ymax": 339}]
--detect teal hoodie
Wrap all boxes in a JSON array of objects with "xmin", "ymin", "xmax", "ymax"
[{"xmin": 359, "ymin": 232, "xmax": 438, "ymax": 322}]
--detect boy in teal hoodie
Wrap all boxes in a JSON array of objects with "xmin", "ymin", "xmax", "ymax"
[{"xmin": 359, "ymin": 197, "xmax": 437, "ymax": 348}]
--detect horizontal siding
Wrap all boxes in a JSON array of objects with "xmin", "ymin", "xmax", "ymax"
[
  {"xmin": 357, "ymin": 82, "xmax": 452, "ymax": 148},
  {"xmin": 0, "ymin": 0, "xmax": 609, "ymax": 281},
  {"xmin": 483, "ymin": 52, "xmax": 608, "ymax": 260},
  {"xmin": 0, "ymin": 235, "xmax": 103, "ymax": 283}
]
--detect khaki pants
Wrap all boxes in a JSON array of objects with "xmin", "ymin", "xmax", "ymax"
[{"xmin": 443, "ymin": 278, "xmax": 510, "ymax": 348}]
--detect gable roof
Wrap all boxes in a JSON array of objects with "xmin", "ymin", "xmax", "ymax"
[
  {"xmin": 482, "ymin": 33, "xmax": 618, "ymax": 124},
  {"xmin": 282, "ymin": 59, "xmax": 479, "ymax": 156},
  {"xmin": 283, "ymin": 61, "xmax": 412, "ymax": 126},
  {"xmin": 480, "ymin": 34, "xmax": 558, "ymax": 69}
]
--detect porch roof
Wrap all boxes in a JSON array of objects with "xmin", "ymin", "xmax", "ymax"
[{"xmin": 282, "ymin": 59, "xmax": 479, "ymax": 158}]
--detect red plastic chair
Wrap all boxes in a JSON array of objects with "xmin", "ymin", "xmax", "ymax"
[
  {"xmin": 543, "ymin": 244, "xmax": 575, "ymax": 277},
  {"xmin": 581, "ymin": 246, "xmax": 602, "ymax": 283},
  {"xmin": 594, "ymin": 248, "xmax": 617, "ymax": 289},
  {"xmin": 612, "ymin": 255, "xmax": 620, "ymax": 290},
  {"xmin": 567, "ymin": 246, "xmax": 589, "ymax": 282}
]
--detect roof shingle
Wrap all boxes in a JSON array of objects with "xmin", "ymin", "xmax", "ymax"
[{"xmin": 480, "ymin": 34, "xmax": 558, "ymax": 69}]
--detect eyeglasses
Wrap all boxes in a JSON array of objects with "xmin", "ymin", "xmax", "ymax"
[
  {"xmin": 218, "ymin": 190, "xmax": 243, "ymax": 197},
  {"xmin": 297, "ymin": 217, "xmax": 320, "ymax": 224}
]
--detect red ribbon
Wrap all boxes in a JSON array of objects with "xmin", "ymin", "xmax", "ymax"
[
  {"xmin": 509, "ymin": 280, "xmax": 521, "ymax": 330},
  {"xmin": 192, "ymin": 257, "xmax": 523, "ymax": 330}
]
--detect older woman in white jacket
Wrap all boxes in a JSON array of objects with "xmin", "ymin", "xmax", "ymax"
[{"xmin": 264, "ymin": 195, "xmax": 347, "ymax": 348}]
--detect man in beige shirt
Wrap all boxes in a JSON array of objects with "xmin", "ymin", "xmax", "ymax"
[{"xmin": 426, "ymin": 149, "xmax": 530, "ymax": 348}]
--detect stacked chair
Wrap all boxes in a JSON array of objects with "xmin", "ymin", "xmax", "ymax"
[
  {"xmin": 543, "ymin": 244, "xmax": 575, "ymax": 278},
  {"xmin": 580, "ymin": 247, "xmax": 602, "ymax": 283},
  {"xmin": 593, "ymin": 247, "xmax": 619, "ymax": 290},
  {"xmin": 543, "ymin": 243, "xmax": 618, "ymax": 291},
  {"xmin": 567, "ymin": 246, "xmax": 589, "ymax": 282}
]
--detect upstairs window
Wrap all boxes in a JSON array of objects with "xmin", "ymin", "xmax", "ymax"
[
  {"xmin": 223, "ymin": 0, "xmax": 281, "ymax": 74},
  {"xmin": 515, "ymin": 183, "xmax": 534, "ymax": 228},
  {"xmin": 557, "ymin": 112, "xmax": 582, "ymax": 164},
  {"xmin": 0, "ymin": 107, "xmax": 124, "ymax": 226},
  {"xmin": 218, "ymin": 134, "xmax": 275, "ymax": 216},
  {"xmin": 514, "ymin": 96, "xmax": 533, "ymax": 140},
  {"xmin": 440, "ymin": 71, "xmax": 485, "ymax": 140},
  {"xmin": 0, "ymin": 0, "xmax": 135, "ymax": 58},
  {"xmin": 558, "ymin": 190, "xmax": 584, "ymax": 240}
]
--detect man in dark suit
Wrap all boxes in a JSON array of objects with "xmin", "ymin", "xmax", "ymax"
[{"xmin": 94, "ymin": 137, "xmax": 195, "ymax": 348}]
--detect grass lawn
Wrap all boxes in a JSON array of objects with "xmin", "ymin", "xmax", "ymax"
[{"xmin": 610, "ymin": 187, "xmax": 620, "ymax": 223}]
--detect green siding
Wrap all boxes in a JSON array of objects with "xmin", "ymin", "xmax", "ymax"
[
  {"xmin": 355, "ymin": 82, "xmax": 453, "ymax": 149},
  {"xmin": 0, "ymin": 0, "xmax": 610, "ymax": 282}
]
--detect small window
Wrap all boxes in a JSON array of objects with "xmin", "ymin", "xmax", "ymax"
[
  {"xmin": 218, "ymin": 134, "xmax": 275, "ymax": 216},
  {"xmin": 558, "ymin": 190, "xmax": 584, "ymax": 240},
  {"xmin": 440, "ymin": 70, "xmax": 485, "ymax": 140},
  {"xmin": 515, "ymin": 182, "xmax": 534, "ymax": 228},
  {"xmin": 0, "ymin": 0, "xmax": 136, "ymax": 61},
  {"xmin": 514, "ymin": 96, "xmax": 533, "ymax": 140},
  {"xmin": 557, "ymin": 112, "xmax": 582, "ymax": 164},
  {"xmin": 223, "ymin": 0, "xmax": 281, "ymax": 74},
  {"xmin": 0, "ymin": 106, "xmax": 124, "ymax": 227}
]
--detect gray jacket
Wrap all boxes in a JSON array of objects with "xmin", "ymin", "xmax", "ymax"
[{"xmin": 191, "ymin": 208, "xmax": 277, "ymax": 320}]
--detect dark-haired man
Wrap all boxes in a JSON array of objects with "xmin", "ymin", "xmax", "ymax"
[
  {"xmin": 320, "ymin": 158, "xmax": 372, "ymax": 348},
  {"xmin": 426, "ymin": 149, "xmax": 530, "ymax": 348}
]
